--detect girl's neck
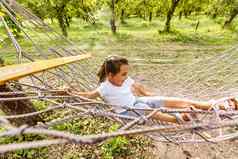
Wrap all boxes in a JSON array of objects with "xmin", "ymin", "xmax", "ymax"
[{"xmin": 107, "ymin": 78, "xmax": 122, "ymax": 87}]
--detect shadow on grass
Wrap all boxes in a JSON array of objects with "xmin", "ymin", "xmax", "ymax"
[{"xmin": 157, "ymin": 29, "xmax": 235, "ymax": 45}]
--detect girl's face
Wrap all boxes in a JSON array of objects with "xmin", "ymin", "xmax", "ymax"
[{"xmin": 108, "ymin": 64, "xmax": 129, "ymax": 86}]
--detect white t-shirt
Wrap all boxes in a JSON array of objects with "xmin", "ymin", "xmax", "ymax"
[{"xmin": 97, "ymin": 77, "xmax": 136, "ymax": 113}]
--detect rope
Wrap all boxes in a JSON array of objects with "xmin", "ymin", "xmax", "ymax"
[{"xmin": 1, "ymin": 0, "xmax": 238, "ymax": 154}]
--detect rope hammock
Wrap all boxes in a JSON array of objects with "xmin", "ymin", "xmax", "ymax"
[{"xmin": 1, "ymin": 0, "xmax": 238, "ymax": 154}]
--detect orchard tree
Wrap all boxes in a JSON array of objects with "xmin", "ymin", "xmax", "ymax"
[
  {"xmin": 19, "ymin": 0, "xmax": 47, "ymax": 20},
  {"xmin": 163, "ymin": 0, "xmax": 209, "ymax": 32},
  {"xmin": 223, "ymin": 0, "xmax": 238, "ymax": 28},
  {"xmin": 111, "ymin": 0, "xmax": 116, "ymax": 34},
  {"xmin": 164, "ymin": 0, "xmax": 182, "ymax": 32},
  {"xmin": 116, "ymin": 0, "xmax": 130, "ymax": 24},
  {"xmin": 131, "ymin": 0, "xmax": 160, "ymax": 21},
  {"xmin": 26, "ymin": 0, "xmax": 98, "ymax": 37},
  {"xmin": 45, "ymin": 0, "xmax": 74, "ymax": 37},
  {"xmin": 177, "ymin": 0, "xmax": 209, "ymax": 19},
  {"xmin": 73, "ymin": 0, "xmax": 98, "ymax": 24},
  {"xmin": 207, "ymin": 0, "xmax": 238, "ymax": 28}
]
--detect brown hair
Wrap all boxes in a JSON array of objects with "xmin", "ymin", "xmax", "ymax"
[{"xmin": 97, "ymin": 55, "xmax": 128, "ymax": 83}]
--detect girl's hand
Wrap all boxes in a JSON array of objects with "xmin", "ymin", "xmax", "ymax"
[{"xmin": 56, "ymin": 85, "xmax": 72, "ymax": 95}]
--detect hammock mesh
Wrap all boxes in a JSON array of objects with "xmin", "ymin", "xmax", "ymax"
[{"xmin": 0, "ymin": 0, "xmax": 238, "ymax": 154}]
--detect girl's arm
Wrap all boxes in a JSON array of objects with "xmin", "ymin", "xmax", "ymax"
[
  {"xmin": 69, "ymin": 89, "xmax": 100, "ymax": 99},
  {"xmin": 132, "ymin": 83, "xmax": 156, "ymax": 96}
]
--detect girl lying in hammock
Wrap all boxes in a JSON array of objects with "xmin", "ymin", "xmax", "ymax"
[{"xmin": 66, "ymin": 55, "xmax": 238, "ymax": 123}]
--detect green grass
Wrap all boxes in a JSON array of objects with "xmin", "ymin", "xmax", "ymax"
[
  {"xmin": 1, "ymin": 15, "xmax": 238, "ymax": 65},
  {"xmin": 58, "ymin": 16, "xmax": 238, "ymax": 68}
]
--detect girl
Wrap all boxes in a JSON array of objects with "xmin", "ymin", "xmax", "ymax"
[{"xmin": 67, "ymin": 55, "xmax": 237, "ymax": 123}]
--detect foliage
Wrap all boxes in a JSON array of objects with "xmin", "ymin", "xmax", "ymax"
[
  {"xmin": 18, "ymin": 0, "xmax": 98, "ymax": 36},
  {"xmin": 101, "ymin": 124, "xmax": 130, "ymax": 159},
  {"xmin": 15, "ymin": 0, "xmax": 238, "ymax": 34},
  {"xmin": 19, "ymin": 0, "xmax": 47, "ymax": 19},
  {"xmin": 0, "ymin": 134, "xmax": 48, "ymax": 159},
  {"xmin": 177, "ymin": 0, "xmax": 209, "ymax": 16},
  {"xmin": 51, "ymin": 117, "xmax": 151, "ymax": 158},
  {"xmin": 0, "ymin": 4, "xmax": 22, "ymax": 37},
  {"xmin": 102, "ymin": 136, "xmax": 130, "ymax": 159},
  {"xmin": 3, "ymin": 16, "xmax": 22, "ymax": 37}
]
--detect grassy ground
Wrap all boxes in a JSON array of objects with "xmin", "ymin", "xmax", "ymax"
[
  {"xmin": 1, "ymin": 16, "xmax": 238, "ymax": 65},
  {"xmin": 1, "ymin": 15, "xmax": 238, "ymax": 158}
]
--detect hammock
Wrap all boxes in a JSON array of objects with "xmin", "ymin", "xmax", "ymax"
[{"xmin": 1, "ymin": 0, "xmax": 238, "ymax": 153}]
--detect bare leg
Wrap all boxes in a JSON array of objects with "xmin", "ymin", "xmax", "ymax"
[
  {"xmin": 163, "ymin": 97, "xmax": 211, "ymax": 110},
  {"xmin": 164, "ymin": 97, "xmax": 238, "ymax": 110},
  {"xmin": 152, "ymin": 112, "xmax": 177, "ymax": 123},
  {"xmin": 151, "ymin": 111, "xmax": 189, "ymax": 124},
  {"xmin": 141, "ymin": 97, "xmax": 238, "ymax": 123}
]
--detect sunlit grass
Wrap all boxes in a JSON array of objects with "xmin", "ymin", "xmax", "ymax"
[{"xmin": 1, "ymin": 16, "xmax": 238, "ymax": 67}]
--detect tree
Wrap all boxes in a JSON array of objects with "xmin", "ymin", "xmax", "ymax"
[
  {"xmin": 164, "ymin": 0, "xmax": 181, "ymax": 32},
  {"xmin": 108, "ymin": 0, "xmax": 116, "ymax": 34},
  {"xmin": 206, "ymin": 0, "xmax": 238, "ymax": 28},
  {"xmin": 72, "ymin": 0, "xmax": 98, "ymax": 24},
  {"xmin": 224, "ymin": 7, "xmax": 238, "ymax": 27},
  {"xmin": 223, "ymin": 0, "xmax": 238, "ymax": 28},
  {"xmin": 177, "ymin": 0, "xmax": 209, "ymax": 18},
  {"xmin": 133, "ymin": 0, "xmax": 159, "ymax": 21},
  {"xmin": 45, "ymin": 0, "xmax": 72, "ymax": 37},
  {"xmin": 116, "ymin": 0, "xmax": 130, "ymax": 24},
  {"xmin": 20, "ymin": 0, "xmax": 98, "ymax": 37},
  {"xmin": 19, "ymin": 0, "xmax": 47, "ymax": 20}
]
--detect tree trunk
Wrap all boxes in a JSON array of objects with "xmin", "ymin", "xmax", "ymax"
[
  {"xmin": 57, "ymin": 5, "xmax": 68, "ymax": 37},
  {"xmin": 164, "ymin": 0, "xmax": 181, "ymax": 32},
  {"xmin": 143, "ymin": 0, "xmax": 146, "ymax": 20},
  {"xmin": 149, "ymin": 12, "xmax": 153, "ymax": 22},
  {"xmin": 58, "ymin": 15, "xmax": 68, "ymax": 37},
  {"xmin": 0, "ymin": 58, "xmax": 43, "ymax": 126},
  {"xmin": 195, "ymin": 20, "xmax": 200, "ymax": 31},
  {"xmin": 111, "ymin": 0, "xmax": 116, "ymax": 34},
  {"xmin": 50, "ymin": 18, "xmax": 54, "ymax": 24},
  {"xmin": 211, "ymin": 8, "xmax": 217, "ymax": 19},
  {"xmin": 65, "ymin": 16, "xmax": 71, "ymax": 27},
  {"xmin": 212, "ymin": 13, "xmax": 217, "ymax": 19},
  {"xmin": 120, "ymin": 9, "xmax": 126, "ymax": 24},
  {"xmin": 223, "ymin": 9, "xmax": 238, "ymax": 28},
  {"xmin": 179, "ymin": 11, "xmax": 182, "ymax": 20}
]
